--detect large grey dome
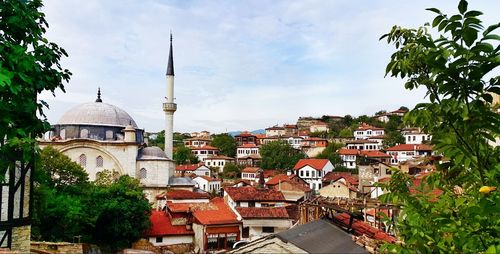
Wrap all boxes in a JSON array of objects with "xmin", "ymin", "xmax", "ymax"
[
  {"xmin": 138, "ymin": 146, "xmax": 168, "ymax": 160},
  {"xmin": 58, "ymin": 102, "xmax": 138, "ymax": 128}
]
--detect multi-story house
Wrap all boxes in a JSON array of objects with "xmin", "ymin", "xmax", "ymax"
[
  {"xmin": 190, "ymin": 145, "xmax": 220, "ymax": 162},
  {"xmin": 204, "ymin": 155, "xmax": 235, "ymax": 173},
  {"xmin": 235, "ymin": 132, "xmax": 257, "ymax": 146},
  {"xmin": 184, "ymin": 137, "xmax": 211, "ymax": 147},
  {"xmin": 265, "ymin": 126, "xmax": 286, "ymax": 137},
  {"xmin": 402, "ymin": 128, "xmax": 432, "ymax": 144},
  {"xmin": 345, "ymin": 139, "xmax": 380, "ymax": 150},
  {"xmin": 293, "ymin": 159, "xmax": 334, "ymax": 191},
  {"xmin": 175, "ymin": 163, "xmax": 211, "ymax": 177},
  {"xmin": 193, "ymin": 175, "xmax": 222, "ymax": 194},
  {"xmin": 386, "ymin": 144, "xmax": 433, "ymax": 164},
  {"xmin": 236, "ymin": 144, "xmax": 260, "ymax": 158},
  {"xmin": 354, "ymin": 123, "xmax": 385, "ymax": 140},
  {"xmin": 338, "ymin": 148, "xmax": 359, "ymax": 169},
  {"xmin": 223, "ymin": 186, "xmax": 291, "ymax": 241}
]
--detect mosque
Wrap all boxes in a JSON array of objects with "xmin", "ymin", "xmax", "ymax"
[{"xmin": 39, "ymin": 35, "xmax": 181, "ymax": 202}]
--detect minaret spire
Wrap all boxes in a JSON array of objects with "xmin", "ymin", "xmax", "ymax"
[
  {"xmin": 96, "ymin": 87, "xmax": 102, "ymax": 102},
  {"xmin": 166, "ymin": 32, "xmax": 174, "ymax": 76},
  {"xmin": 163, "ymin": 32, "xmax": 177, "ymax": 161}
]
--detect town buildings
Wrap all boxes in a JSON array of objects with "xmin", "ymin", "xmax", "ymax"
[{"xmin": 293, "ymin": 159, "xmax": 334, "ymax": 191}]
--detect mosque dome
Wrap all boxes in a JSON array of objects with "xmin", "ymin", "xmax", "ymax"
[
  {"xmin": 57, "ymin": 90, "xmax": 138, "ymax": 128},
  {"xmin": 138, "ymin": 146, "xmax": 168, "ymax": 160}
]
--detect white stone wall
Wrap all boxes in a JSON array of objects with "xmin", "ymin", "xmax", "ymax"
[
  {"xmin": 149, "ymin": 235, "xmax": 193, "ymax": 246},
  {"xmin": 137, "ymin": 160, "xmax": 173, "ymax": 187},
  {"xmin": 243, "ymin": 219, "xmax": 292, "ymax": 241}
]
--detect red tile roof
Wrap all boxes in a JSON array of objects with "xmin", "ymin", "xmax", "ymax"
[
  {"xmin": 345, "ymin": 139, "xmax": 379, "ymax": 144},
  {"xmin": 323, "ymin": 172, "xmax": 359, "ymax": 186},
  {"xmin": 193, "ymin": 198, "xmax": 239, "ymax": 225},
  {"xmin": 357, "ymin": 123, "xmax": 384, "ymax": 131},
  {"xmin": 205, "ymin": 155, "xmax": 235, "ymax": 160},
  {"xmin": 359, "ymin": 150, "xmax": 390, "ymax": 158},
  {"xmin": 255, "ymin": 134, "xmax": 267, "ymax": 139},
  {"xmin": 304, "ymin": 137, "xmax": 328, "ymax": 141},
  {"xmin": 263, "ymin": 169, "xmax": 278, "ymax": 178},
  {"xmin": 224, "ymin": 186, "xmax": 285, "ymax": 202},
  {"xmin": 386, "ymin": 144, "xmax": 433, "ymax": 151},
  {"xmin": 146, "ymin": 211, "xmax": 194, "ymax": 237},
  {"xmin": 236, "ymin": 132, "xmax": 256, "ymax": 137},
  {"xmin": 368, "ymin": 135, "xmax": 385, "ymax": 139},
  {"xmin": 238, "ymin": 143, "xmax": 258, "ymax": 148},
  {"xmin": 175, "ymin": 163, "xmax": 205, "ymax": 171},
  {"xmin": 338, "ymin": 148, "xmax": 359, "ymax": 155},
  {"xmin": 335, "ymin": 213, "xmax": 396, "ymax": 243},
  {"xmin": 196, "ymin": 175, "xmax": 221, "ymax": 182},
  {"xmin": 165, "ymin": 190, "xmax": 210, "ymax": 200},
  {"xmin": 236, "ymin": 207, "xmax": 289, "ymax": 219},
  {"xmin": 265, "ymin": 174, "xmax": 292, "ymax": 185},
  {"xmin": 242, "ymin": 167, "xmax": 260, "ymax": 173},
  {"xmin": 190, "ymin": 145, "xmax": 219, "ymax": 151},
  {"xmin": 293, "ymin": 159, "xmax": 330, "ymax": 171},
  {"xmin": 266, "ymin": 174, "xmax": 311, "ymax": 192}
]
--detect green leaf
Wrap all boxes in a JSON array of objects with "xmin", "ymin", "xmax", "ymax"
[
  {"xmin": 458, "ymin": 0, "xmax": 468, "ymax": 14},
  {"xmin": 432, "ymin": 15, "xmax": 445, "ymax": 27},
  {"xmin": 482, "ymin": 34, "xmax": 500, "ymax": 41},
  {"xmin": 463, "ymin": 27, "xmax": 478, "ymax": 46},
  {"xmin": 426, "ymin": 8, "xmax": 442, "ymax": 14},
  {"xmin": 483, "ymin": 23, "xmax": 500, "ymax": 36},
  {"xmin": 464, "ymin": 10, "xmax": 483, "ymax": 17}
]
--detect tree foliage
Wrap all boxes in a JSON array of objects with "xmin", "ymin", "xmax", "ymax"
[
  {"xmin": 222, "ymin": 163, "xmax": 240, "ymax": 179},
  {"xmin": 33, "ymin": 147, "xmax": 150, "ymax": 250},
  {"xmin": 211, "ymin": 133, "xmax": 237, "ymax": 157},
  {"xmin": 173, "ymin": 145, "xmax": 199, "ymax": 165},
  {"xmin": 0, "ymin": 0, "xmax": 71, "ymax": 178},
  {"xmin": 260, "ymin": 141, "xmax": 306, "ymax": 171},
  {"xmin": 380, "ymin": 0, "xmax": 500, "ymax": 252},
  {"xmin": 316, "ymin": 142, "xmax": 344, "ymax": 167}
]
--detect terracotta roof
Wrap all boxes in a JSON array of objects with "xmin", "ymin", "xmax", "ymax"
[
  {"xmin": 166, "ymin": 202, "xmax": 196, "ymax": 213},
  {"xmin": 390, "ymin": 109, "xmax": 408, "ymax": 114},
  {"xmin": 242, "ymin": 167, "xmax": 260, "ymax": 173},
  {"xmin": 386, "ymin": 144, "xmax": 433, "ymax": 151},
  {"xmin": 323, "ymin": 172, "xmax": 359, "ymax": 186},
  {"xmin": 196, "ymin": 175, "xmax": 221, "ymax": 182},
  {"xmin": 293, "ymin": 159, "xmax": 330, "ymax": 171},
  {"xmin": 205, "ymin": 155, "xmax": 234, "ymax": 160},
  {"xmin": 359, "ymin": 150, "xmax": 390, "ymax": 158},
  {"xmin": 193, "ymin": 198, "xmax": 239, "ymax": 225},
  {"xmin": 185, "ymin": 137, "xmax": 211, "ymax": 141},
  {"xmin": 368, "ymin": 135, "xmax": 385, "ymax": 139},
  {"xmin": 266, "ymin": 126, "xmax": 285, "ymax": 130},
  {"xmin": 146, "ymin": 211, "xmax": 194, "ymax": 237},
  {"xmin": 338, "ymin": 148, "xmax": 359, "ymax": 156},
  {"xmin": 236, "ymin": 132, "xmax": 256, "ymax": 137},
  {"xmin": 224, "ymin": 186, "xmax": 285, "ymax": 202},
  {"xmin": 232, "ymin": 179, "xmax": 252, "ymax": 186},
  {"xmin": 263, "ymin": 169, "xmax": 278, "ymax": 178},
  {"xmin": 298, "ymin": 131, "xmax": 310, "ymax": 136},
  {"xmin": 255, "ymin": 134, "xmax": 267, "ymax": 139},
  {"xmin": 357, "ymin": 123, "xmax": 384, "ymax": 131},
  {"xmin": 238, "ymin": 143, "xmax": 258, "ymax": 148},
  {"xmin": 284, "ymin": 124, "xmax": 298, "ymax": 128},
  {"xmin": 190, "ymin": 145, "xmax": 219, "ymax": 151},
  {"xmin": 266, "ymin": 174, "xmax": 292, "ymax": 185},
  {"xmin": 175, "ymin": 163, "xmax": 205, "ymax": 171},
  {"xmin": 345, "ymin": 139, "xmax": 379, "ymax": 144},
  {"xmin": 236, "ymin": 207, "xmax": 289, "ymax": 219},
  {"xmin": 304, "ymin": 137, "xmax": 327, "ymax": 141},
  {"xmin": 335, "ymin": 213, "xmax": 396, "ymax": 243},
  {"xmin": 165, "ymin": 190, "xmax": 210, "ymax": 200}
]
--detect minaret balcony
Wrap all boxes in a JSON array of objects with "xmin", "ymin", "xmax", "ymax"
[{"xmin": 163, "ymin": 102, "xmax": 177, "ymax": 112}]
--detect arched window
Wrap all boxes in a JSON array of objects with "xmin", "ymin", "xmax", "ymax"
[
  {"xmin": 106, "ymin": 130, "xmax": 114, "ymax": 140},
  {"xmin": 79, "ymin": 154, "xmax": 87, "ymax": 167},
  {"xmin": 139, "ymin": 168, "xmax": 147, "ymax": 179},
  {"xmin": 96, "ymin": 156, "xmax": 103, "ymax": 167},
  {"xmin": 60, "ymin": 129, "xmax": 66, "ymax": 139},
  {"xmin": 80, "ymin": 129, "xmax": 89, "ymax": 138}
]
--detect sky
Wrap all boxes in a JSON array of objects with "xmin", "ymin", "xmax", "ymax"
[{"xmin": 40, "ymin": 0, "xmax": 500, "ymax": 133}]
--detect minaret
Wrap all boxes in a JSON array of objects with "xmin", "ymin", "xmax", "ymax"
[{"xmin": 163, "ymin": 33, "xmax": 177, "ymax": 159}]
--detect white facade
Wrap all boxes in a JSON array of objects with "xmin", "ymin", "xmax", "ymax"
[
  {"xmin": 354, "ymin": 129, "xmax": 385, "ymax": 140},
  {"xmin": 236, "ymin": 146, "xmax": 260, "ymax": 159},
  {"xmin": 193, "ymin": 176, "xmax": 221, "ymax": 194},
  {"xmin": 284, "ymin": 136, "xmax": 303, "ymax": 149},
  {"xmin": 204, "ymin": 156, "xmax": 234, "ymax": 173},
  {"xmin": 295, "ymin": 162, "xmax": 334, "ymax": 191},
  {"xmin": 242, "ymin": 219, "xmax": 292, "ymax": 241},
  {"xmin": 404, "ymin": 133, "xmax": 431, "ymax": 144},
  {"xmin": 340, "ymin": 154, "xmax": 357, "ymax": 169},
  {"xmin": 346, "ymin": 141, "xmax": 380, "ymax": 150},
  {"xmin": 149, "ymin": 235, "xmax": 193, "ymax": 247},
  {"xmin": 191, "ymin": 147, "xmax": 219, "ymax": 162}
]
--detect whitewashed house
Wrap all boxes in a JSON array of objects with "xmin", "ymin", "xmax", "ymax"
[
  {"xmin": 236, "ymin": 144, "xmax": 260, "ymax": 159},
  {"xmin": 354, "ymin": 123, "xmax": 385, "ymax": 140},
  {"xmin": 204, "ymin": 155, "xmax": 235, "ymax": 173},
  {"xmin": 293, "ymin": 159, "xmax": 334, "ymax": 191},
  {"xmin": 193, "ymin": 176, "xmax": 222, "ymax": 194},
  {"xmin": 386, "ymin": 144, "xmax": 433, "ymax": 164}
]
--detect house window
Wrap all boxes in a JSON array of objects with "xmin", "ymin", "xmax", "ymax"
[
  {"xmin": 242, "ymin": 227, "xmax": 250, "ymax": 238},
  {"xmin": 139, "ymin": 168, "xmax": 147, "ymax": 179},
  {"xmin": 79, "ymin": 154, "xmax": 87, "ymax": 167},
  {"xmin": 306, "ymin": 171, "xmax": 309, "ymax": 177},
  {"xmin": 248, "ymin": 201, "xmax": 255, "ymax": 207},
  {"xmin": 262, "ymin": 227, "xmax": 274, "ymax": 233},
  {"xmin": 156, "ymin": 237, "xmax": 162, "ymax": 243},
  {"xmin": 106, "ymin": 130, "xmax": 113, "ymax": 140},
  {"xmin": 311, "ymin": 170, "xmax": 315, "ymax": 178},
  {"xmin": 80, "ymin": 129, "xmax": 89, "ymax": 138},
  {"xmin": 60, "ymin": 129, "xmax": 66, "ymax": 139},
  {"xmin": 96, "ymin": 156, "xmax": 103, "ymax": 167}
]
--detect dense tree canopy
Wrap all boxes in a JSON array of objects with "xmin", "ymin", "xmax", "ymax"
[
  {"xmin": 315, "ymin": 142, "xmax": 343, "ymax": 167},
  {"xmin": 222, "ymin": 163, "xmax": 240, "ymax": 179},
  {"xmin": 173, "ymin": 145, "xmax": 199, "ymax": 165},
  {"xmin": 33, "ymin": 147, "xmax": 151, "ymax": 251},
  {"xmin": 211, "ymin": 133, "xmax": 237, "ymax": 157},
  {"xmin": 380, "ymin": 0, "xmax": 500, "ymax": 252},
  {"xmin": 260, "ymin": 141, "xmax": 306, "ymax": 171}
]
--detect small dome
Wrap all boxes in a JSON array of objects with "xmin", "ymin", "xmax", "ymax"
[
  {"xmin": 138, "ymin": 146, "xmax": 168, "ymax": 160},
  {"xmin": 58, "ymin": 102, "xmax": 138, "ymax": 128}
]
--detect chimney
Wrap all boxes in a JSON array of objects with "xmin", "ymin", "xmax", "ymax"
[
  {"xmin": 258, "ymin": 168, "xmax": 265, "ymax": 189},
  {"xmin": 286, "ymin": 170, "xmax": 292, "ymax": 176}
]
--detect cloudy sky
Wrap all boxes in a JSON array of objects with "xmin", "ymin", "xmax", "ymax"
[{"xmin": 40, "ymin": 0, "xmax": 500, "ymax": 133}]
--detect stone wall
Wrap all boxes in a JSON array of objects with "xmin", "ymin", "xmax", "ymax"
[
  {"xmin": 10, "ymin": 226, "xmax": 30, "ymax": 252},
  {"xmin": 132, "ymin": 238, "xmax": 193, "ymax": 254},
  {"xmin": 30, "ymin": 241, "xmax": 83, "ymax": 254}
]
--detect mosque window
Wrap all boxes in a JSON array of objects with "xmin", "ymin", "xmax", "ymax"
[
  {"xmin": 79, "ymin": 154, "xmax": 87, "ymax": 167},
  {"xmin": 60, "ymin": 129, "xmax": 66, "ymax": 139},
  {"xmin": 96, "ymin": 156, "xmax": 103, "ymax": 167},
  {"xmin": 106, "ymin": 130, "xmax": 114, "ymax": 140},
  {"xmin": 80, "ymin": 129, "xmax": 89, "ymax": 138},
  {"xmin": 139, "ymin": 168, "xmax": 147, "ymax": 179}
]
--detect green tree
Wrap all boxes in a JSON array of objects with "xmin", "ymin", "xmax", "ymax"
[
  {"xmin": 380, "ymin": 0, "xmax": 500, "ymax": 252},
  {"xmin": 260, "ymin": 141, "xmax": 306, "ymax": 171},
  {"xmin": 382, "ymin": 131, "xmax": 405, "ymax": 148},
  {"xmin": 88, "ymin": 176, "xmax": 151, "ymax": 251},
  {"xmin": 211, "ymin": 133, "xmax": 237, "ymax": 157},
  {"xmin": 148, "ymin": 130, "xmax": 164, "ymax": 148},
  {"xmin": 222, "ymin": 163, "xmax": 240, "ymax": 179},
  {"xmin": 398, "ymin": 106, "xmax": 409, "ymax": 112},
  {"xmin": 173, "ymin": 145, "xmax": 199, "ymax": 165},
  {"xmin": 316, "ymin": 142, "xmax": 344, "ymax": 167},
  {"xmin": 0, "ymin": 0, "xmax": 71, "ymax": 178},
  {"xmin": 338, "ymin": 128, "xmax": 353, "ymax": 138}
]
